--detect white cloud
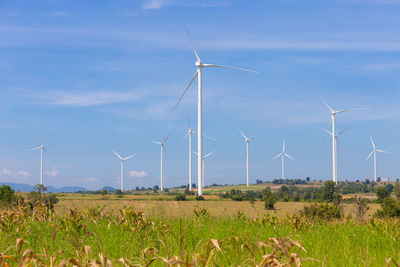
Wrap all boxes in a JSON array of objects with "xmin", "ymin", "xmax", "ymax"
[
  {"xmin": 46, "ymin": 170, "xmax": 59, "ymax": 176},
  {"xmin": 129, "ymin": 170, "xmax": 149, "ymax": 178},
  {"xmin": 84, "ymin": 177, "xmax": 98, "ymax": 182},
  {"xmin": 142, "ymin": 0, "xmax": 228, "ymax": 9},
  {"xmin": 143, "ymin": 0, "xmax": 169, "ymax": 9},
  {"xmin": 39, "ymin": 90, "xmax": 144, "ymax": 107},
  {"xmin": 0, "ymin": 168, "xmax": 31, "ymax": 178}
]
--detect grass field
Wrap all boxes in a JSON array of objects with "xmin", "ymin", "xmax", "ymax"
[{"xmin": 0, "ymin": 201, "xmax": 399, "ymax": 266}]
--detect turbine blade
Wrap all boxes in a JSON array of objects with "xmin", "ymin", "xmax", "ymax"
[
  {"xmin": 365, "ymin": 151, "xmax": 374, "ymax": 161},
  {"xmin": 124, "ymin": 154, "xmax": 136, "ymax": 160},
  {"xmin": 202, "ymin": 64, "xmax": 258, "ymax": 73},
  {"xmin": 43, "ymin": 147, "xmax": 53, "ymax": 159},
  {"xmin": 164, "ymin": 130, "xmax": 174, "ymax": 143},
  {"xmin": 203, "ymin": 150, "xmax": 216, "ymax": 158},
  {"xmin": 282, "ymin": 139, "xmax": 286, "ymax": 153},
  {"xmin": 337, "ymin": 128, "xmax": 348, "ymax": 137},
  {"xmin": 335, "ymin": 108, "xmax": 368, "ymax": 114},
  {"xmin": 322, "ymin": 128, "xmax": 333, "ymax": 136},
  {"xmin": 273, "ymin": 153, "xmax": 283, "ymax": 160},
  {"xmin": 376, "ymin": 149, "xmax": 389, "ymax": 153},
  {"xmin": 179, "ymin": 132, "xmax": 189, "ymax": 144},
  {"xmin": 370, "ymin": 135, "xmax": 376, "ymax": 150},
  {"xmin": 27, "ymin": 146, "xmax": 42, "ymax": 152},
  {"xmin": 285, "ymin": 153, "xmax": 296, "ymax": 161},
  {"xmin": 192, "ymin": 131, "xmax": 217, "ymax": 142},
  {"xmin": 184, "ymin": 24, "xmax": 201, "ymax": 62},
  {"xmin": 113, "ymin": 151, "xmax": 123, "ymax": 160},
  {"xmin": 171, "ymin": 70, "xmax": 198, "ymax": 113},
  {"xmin": 321, "ymin": 98, "xmax": 334, "ymax": 113},
  {"xmin": 186, "ymin": 115, "xmax": 191, "ymax": 129},
  {"xmin": 238, "ymin": 128, "xmax": 248, "ymax": 140},
  {"xmin": 149, "ymin": 140, "xmax": 162, "ymax": 145},
  {"xmin": 192, "ymin": 151, "xmax": 199, "ymax": 156}
]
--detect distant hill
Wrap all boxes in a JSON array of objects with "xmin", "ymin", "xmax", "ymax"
[
  {"xmin": 100, "ymin": 186, "xmax": 116, "ymax": 192},
  {"xmin": 0, "ymin": 183, "xmax": 88, "ymax": 193}
]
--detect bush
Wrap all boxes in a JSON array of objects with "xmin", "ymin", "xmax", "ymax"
[
  {"xmin": 264, "ymin": 192, "xmax": 276, "ymax": 210},
  {"xmin": 375, "ymin": 197, "xmax": 400, "ymax": 217},
  {"xmin": 232, "ymin": 195, "xmax": 243, "ymax": 201},
  {"xmin": 322, "ymin": 181, "xmax": 336, "ymax": 202},
  {"xmin": 394, "ymin": 183, "xmax": 400, "ymax": 199},
  {"xmin": 299, "ymin": 203, "xmax": 343, "ymax": 220},
  {"xmin": 353, "ymin": 196, "xmax": 369, "ymax": 219},
  {"xmin": 376, "ymin": 187, "xmax": 390, "ymax": 203},
  {"xmin": 174, "ymin": 193, "xmax": 187, "ymax": 201},
  {"xmin": 195, "ymin": 195, "xmax": 205, "ymax": 201},
  {"xmin": 0, "ymin": 185, "xmax": 15, "ymax": 204}
]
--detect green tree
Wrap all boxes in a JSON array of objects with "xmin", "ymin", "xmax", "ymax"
[
  {"xmin": 264, "ymin": 190, "xmax": 276, "ymax": 210},
  {"xmin": 376, "ymin": 187, "xmax": 390, "ymax": 203},
  {"xmin": 0, "ymin": 185, "xmax": 15, "ymax": 203},
  {"xmin": 394, "ymin": 183, "xmax": 400, "ymax": 199},
  {"xmin": 99, "ymin": 189, "xmax": 107, "ymax": 196},
  {"xmin": 322, "ymin": 181, "xmax": 336, "ymax": 202}
]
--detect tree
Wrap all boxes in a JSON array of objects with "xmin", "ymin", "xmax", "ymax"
[
  {"xmin": 322, "ymin": 181, "xmax": 336, "ymax": 202},
  {"xmin": 376, "ymin": 187, "xmax": 390, "ymax": 203},
  {"xmin": 99, "ymin": 189, "xmax": 107, "ymax": 196},
  {"xmin": 0, "ymin": 185, "xmax": 15, "ymax": 204},
  {"xmin": 353, "ymin": 196, "xmax": 369, "ymax": 219},
  {"xmin": 385, "ymin": 184, "xmax": 394, "ymax": 194},
  {"xmin": 264, "ymin": 190, "xmax": 276, "ymax": 210},
  {"xmin": 34, "ymin": 184, "xmax": 47, "ymax": 195},
  {"xmin": 394, "ymin": 183, "xmax": 400, "ymax": 199},
  {"xmin": 306, "ymin": 177, "xmax": 311, "ymax": 182}
]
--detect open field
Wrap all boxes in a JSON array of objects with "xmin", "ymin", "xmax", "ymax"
[
  {"xmin": 53, "ymin": 197, "xmax": 381, "ymax": 219},
  {"xmin": 0, "ymin": 203, "xmax": 399, "ymax": 266}
]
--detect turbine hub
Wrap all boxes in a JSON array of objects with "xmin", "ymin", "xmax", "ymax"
[{"xmin": 195, "ymin": 61, "xmax": 202, "ymax": 67}]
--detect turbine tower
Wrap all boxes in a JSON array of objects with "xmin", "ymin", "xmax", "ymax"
[
  {"xmin": 323, "ymin": 128, "xmax": 346, "ymax": 184},
  {"xmin": 28, "ymin": 143, "xmax": 50, "ymax": 186},
  {"xmin": 112, "ymin": 151, "xmax": 136, "ymax": 192},
  {"xmin": 181, "ymin": 119, "xmax": 217, "ymax": 191},
  {"xmin": 172, "ymin": 27, "xmax": 256, "ymax": 195},
  {"xmin": 194, "ymin": 150, "xmax": 215, "ymax": 188},
  {"xmin": 322, "ymin": 99, "xmax": 365, "ymax": 184},
  {"xmin": 150, "ymin": 132, "xmax": 172, "ymax": 191},
  {"xmin": 239, "ymin": 129, "xmax": 255, "ymax": 187},
  {"xmin": 366, "ymin": 136, "xmax": 389, "ymax": 182},
  {"xmin": 273, "ymin": 140, "xmax": 295, "ymax": 180}
]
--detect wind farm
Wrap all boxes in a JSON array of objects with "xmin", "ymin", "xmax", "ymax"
[{"xmin": 1, "ymin": 0, "xmax": 400, "ymax": 265}]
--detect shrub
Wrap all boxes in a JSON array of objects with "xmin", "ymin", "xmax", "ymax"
[
  {"xmin": 264, "ymin": 192, "xmax": 276, "ymax": 210},
  {"xmin": 322, "ymin": 181, "xmax": 336, "ymax": 202},
  {"xmin": 0, "ymin": 185, "xmax": 15, "ymax": 204},
  {"xmin": 353, "ymin": 196, "xmax": 369, "ymax": 219},
  {"xmin": 195, "ymin": 195, "xmax": 205, "ymax": 201},
  {"xmin": 375, "ymin": 197, "xmax": 400, "ymax": 217},
  {"xmin": 376, "ymin": 187, "xmax": 390, "ymax": 203},
  {"xmin": 232, "ymin": 195, "xmax": 243, "ymax": 201},
  {"xmin": 394, "ymin": 183, "xmax": 400, "ymax": 199},
  {"xmin": 299, "ymin": 203, "xmax": 343, "ymax": 221},
  {"xmin": 174, "ymin": 193, "xmax": 187, "ymax": 201}
]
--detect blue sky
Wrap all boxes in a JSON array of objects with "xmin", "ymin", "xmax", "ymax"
[{"xmin": 1, "ymin": 0, "xmax": 400, "ymax": 189}]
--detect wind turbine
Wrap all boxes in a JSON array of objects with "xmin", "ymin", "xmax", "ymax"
[
  {"xmin": 171, "ymin": 27, "xmax": 257, "ymax": 195},
  {"xmin": 28, "ymin": 143, "xmax": 50, "ymax": 186},
  {"xmin": 273, "ymin": 140, "xmax": 295, "ymax": 180},
  {"xmin": 181, "ymin": 118, "xmax": 217, "ymax": 191},
  {"xmin": 194, "ymin": 150, "xmax": 216, "ymax": 188},
  {"xmin": 112, "ymin": 151, "xmax": 136, "ymax": 192},
  {"xmin": 365, "ymin": 136, "xmax": 389, "ymax": 182},
  {"xmin": 322, "ymin": 99, "xmax": 366, "ymax": 184},
  {"xmin": 323, "ymin": 128, "xmax": 347, "ymax": 184},
  {"xmin": 239, "ymin": 128, "xmax": 255, "ymax": 187},
  {"xmin": 150, "ymin": 132, "xmax": 172, "ymax": 191}
]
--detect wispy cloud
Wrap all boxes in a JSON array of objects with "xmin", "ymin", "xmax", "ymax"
[
  {"xmin": 142, "ymin": 0, "xmax": 229, "ymax": 9},
  {"xmin": 0, "ymin": 168, "xmax": 31, "ymax": 178},
  {"xmin": 84, "ymin": 177, "xmax": 98, "ymax": 182},
  {"xmin": 129, "ymin": 170, "xmax": 149, "ymax": 178},
  {"xmin": 39, "ymin": 90, "xmax": 145, "ymax": 107},
  {"xmin": 46, "ymin": 170, "xmax": 59, "ymax": 176}
]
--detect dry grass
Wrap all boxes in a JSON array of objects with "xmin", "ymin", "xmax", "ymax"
[{"xmin": 54, "ymin": 198, "xmax": 380, "ymax": 219}]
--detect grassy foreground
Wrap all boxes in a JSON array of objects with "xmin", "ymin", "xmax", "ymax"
[{"xmin": 1, "ymin": 204, "xmax": 400, "ymax": 266}]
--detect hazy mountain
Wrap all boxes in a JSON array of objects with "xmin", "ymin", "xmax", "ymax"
[{"xmin": 0, "ymin": 183, "xmax": 88, "ymax": 193}]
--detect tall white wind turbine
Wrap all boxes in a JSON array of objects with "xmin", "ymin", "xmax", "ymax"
[
  {"xmin": 171, "ymin": 27, "xmax": 257, "ymax": 195},
  {"xmin": 28, "ymin": 143, "xmax": 50, "ymax": 186},
  {"xmin": 273, "ymin": 140, "xmax": 295, "ymax": 180},
  {"xmin": 112, "ymin": 151, "xmax": 136, "ymax": 192},
  {"xmin": 150, "ymin": 132, "xmax": 172, "ymax": 191},
  {"xmin": 365, "ymin": 136, "xmax": 389, "ymax": 182},
  {"xmin": 181, "ymin": 119, "xmax": 216, "ymax": 191},
  {"xmin": 194, "ymin": 150, "xmax": 215, "ymax": 188},
  {"xmin": 239, "ymin": 129, "xmax": 255, "ymax": 187},
  {"xmin": 323, "ymin": 128, "xmax": 346, "ymax": 184},
  {"xmin": 322, "ymin": 99, "xmax": 365, "ymax": 184}
]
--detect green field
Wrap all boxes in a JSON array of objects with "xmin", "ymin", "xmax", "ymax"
[{"xmin": 0, "ymin": 201, "xmax": 399, "ymax": 266}]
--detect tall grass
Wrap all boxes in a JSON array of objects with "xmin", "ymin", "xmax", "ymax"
[{"xmin": 1, "ymin": 204, "xmax": 400, "ymax": 266}]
